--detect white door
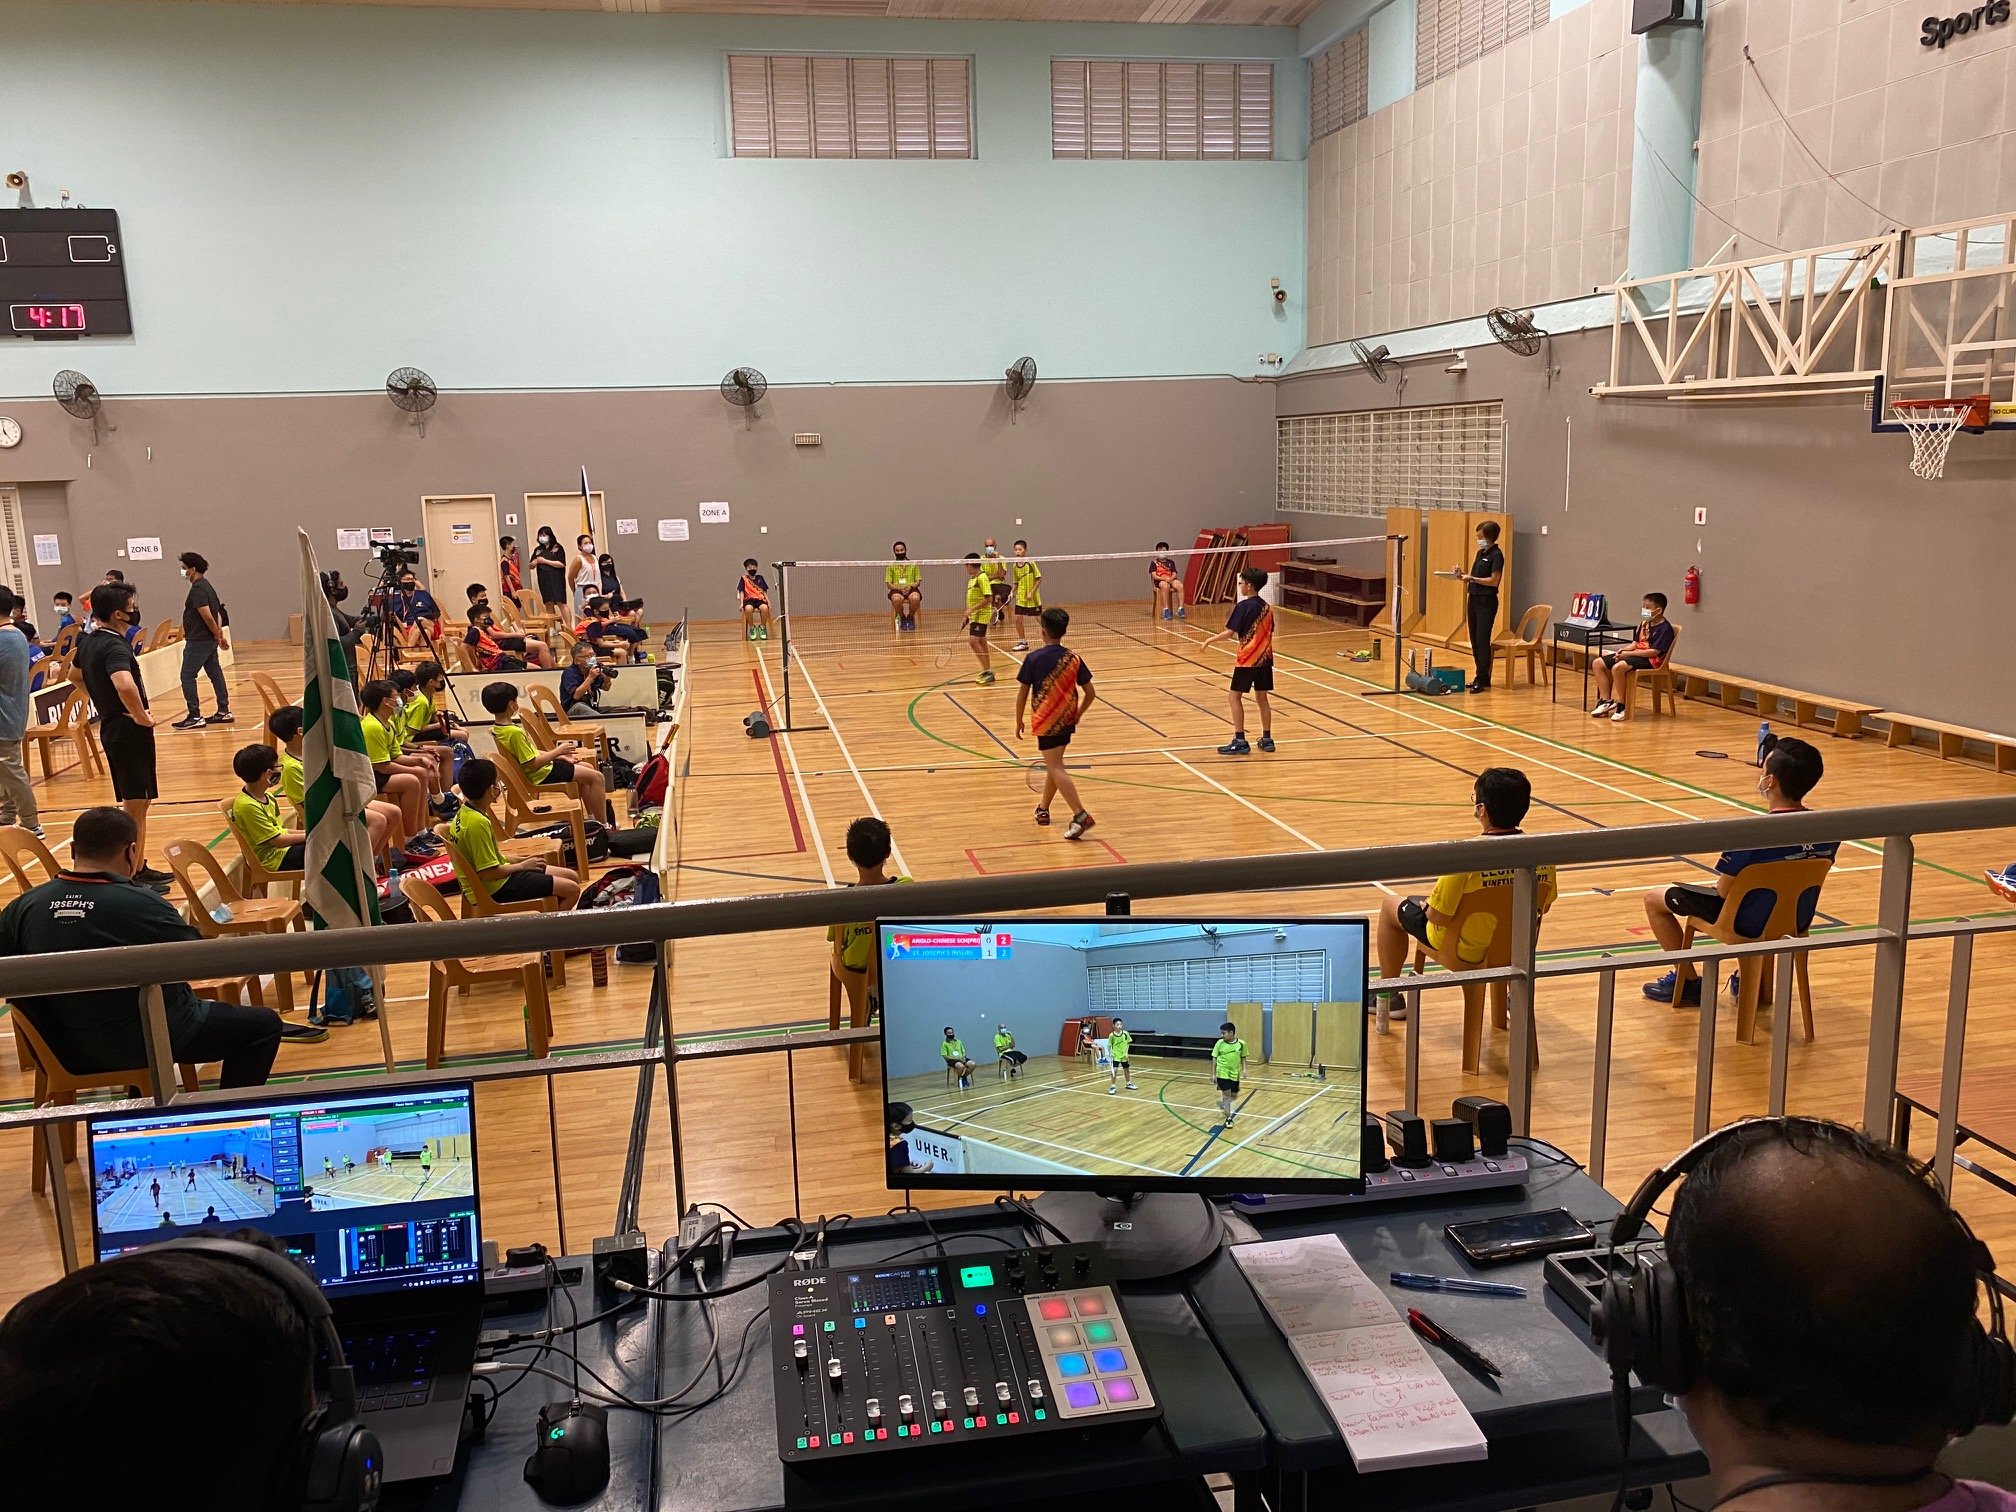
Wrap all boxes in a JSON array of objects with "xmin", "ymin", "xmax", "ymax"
[
  {"xmin": 524, "ymin": 491, "xmax": 608, "ymax": 607},
  {"xmin": 420, "ymin": 495, "xmax": 499, "ymax": 609}
]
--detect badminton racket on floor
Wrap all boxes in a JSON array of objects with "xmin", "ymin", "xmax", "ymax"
[{"xmin": 1025, "ymin": 760, "xmax": 1049, "ymax": 794}]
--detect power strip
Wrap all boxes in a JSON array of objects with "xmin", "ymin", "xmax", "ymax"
[{"xmin": 1231, "ymin": 1150, "xmax": 1529, "ymax": 1216}]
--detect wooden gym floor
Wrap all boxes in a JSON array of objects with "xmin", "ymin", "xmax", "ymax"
[{"xmin": 2, "ymin": 604, "xmax": 2014, "ymax": 1313}]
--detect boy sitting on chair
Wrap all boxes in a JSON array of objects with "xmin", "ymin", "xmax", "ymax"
[
  {"xmin": 447, "ymin": 757, "xmax": 580, "ymax": 909},
  {"xmin": 1150, "ymin": 544, "xmax": 1187, "ymax": 620},
  {"xmin": 1592, "ymin": 592, "xmax": 1677, "ymax": 722},
  {"xmin": 994, "ymin": 1023, "xmax": 1027, "ymax": 1079},
  {"xmin": 268, "ymin": 705, "xmax": 408, "ymax": 864},
  {"xmin": 739, "ymin": 561, "xmax": 772, "ymax": 642},
  {"xmin": 886, "ymin": 542, "xmax": 922, "ymax": 632},
  {"xmin": 229, "ymin": 744, "xmax": 308, "ymax": 877},
  {"xmin": 480, "ymin": 681, "xmax": 613, "ymax": 825},
  {"xmin": 1642, "ymin": 737, "xmax": 1836, "ymax": 1006}
]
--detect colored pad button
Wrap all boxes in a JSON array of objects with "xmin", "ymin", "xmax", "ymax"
[
  {"xmin": 792, "ymin": 1325, "xmax": 805, "ymax": 1338},
  {"xmin": 1092, "ymin": 1348, "xmax": 1128, "ymax": 1373},
  {"xmin": 1073, "ymin": 1294, "xmax": 1108, "ymax": 1317},
  {"xmin": 1083, "ymin": 1320, "xmax": 1117, "ymax": 1344},
  {"xmin": 1055, "ymin": 1352, "xmax": 1090, "ymax": 1378},
  {"xmin": 1105, "ymin": 1378, "xmax": 1141, "ymax": 1405},
  {"xmin": 1046, "ymin": 1325, "xmax": 1081, "ymax": 1348},
  {"xmin": 1038, "ymin": 1297, "xmax": 1072, "ymax": 1322},
  {"xmin": 854, "ymin": 1318, "xmax": 867, "ymax": 1328},
  {"xmin": 1064, "ymin": 1383, "xmax": 1100, "ymax": 1410}
]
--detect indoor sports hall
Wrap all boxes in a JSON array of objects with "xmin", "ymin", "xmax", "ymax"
[{"xmin": 4, "ymin": 0, "xmax": 2016, "ymax": 1508}]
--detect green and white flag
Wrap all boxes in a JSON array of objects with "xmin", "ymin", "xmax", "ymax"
[{"xmin": 299, "ymin": 530, "xmax": 382, "ymax": 930}]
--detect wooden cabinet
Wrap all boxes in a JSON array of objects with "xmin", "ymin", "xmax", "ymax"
[{"xmin": 1280, "ymin": 558, "xmax": 1388, "ymax": 625}]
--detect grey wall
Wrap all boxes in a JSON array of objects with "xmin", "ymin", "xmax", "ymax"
[
  {"xmin": 882, "ymin": 940, "xmax": 1087, "ymax": 1080},
  {"xmin": 0, "ymin": 376, "xmax": 1276, "ymax": 637},
  {"xmin": 1276, "ymin": 329, "xmax": 2016, "ymax": 733}
]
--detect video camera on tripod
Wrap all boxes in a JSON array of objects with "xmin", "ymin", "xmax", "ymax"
[{"xmin": 371, "ymin": 539, "xmax": 422, "ymax": 573}]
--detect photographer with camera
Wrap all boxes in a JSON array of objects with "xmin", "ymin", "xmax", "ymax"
[{"xmin": 559, "ymin": 638, "xmax": 613, "ymax": 718}]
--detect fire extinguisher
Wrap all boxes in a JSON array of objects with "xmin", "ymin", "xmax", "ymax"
[{"xmin": 1684, "ymin": 566, "xmax": 1701, "ymax": 606}]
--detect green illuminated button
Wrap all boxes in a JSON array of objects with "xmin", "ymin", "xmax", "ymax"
[
  {"xmin": 958, "ymin": 1264, "xmax": 996, "ymax": 1289},
  {"xmin": 829, "ymin": 1434, "xmax": 840, "ymax": 1446},
  {"xmin": 823, "ymin": 1321, "xmax": 836, "ymax": 1333},
  {"xmin": 1034, "ymin": 1409, "xmax": 1046, "ymax": 1421},
  {"xmin": 896, "ymin": 1425, "xmax": 908, "ymax": 1437},
  {"xmin": 795, "ymin": 1437, "xmax": 808, "ymax": 1450},
  {"xmin": 963, "ymin": 1417, "xmax": 974, "ymax": 1429},
  {"xmin": 1084, "ymin": 1321, "xmax": 1117, "ymax": 1344},
  {"xmin": 995, "ymin": 1413, "xmax": 1007, "ymax": 1425},
  {"xmin": 930, "ymin": 1421, "xmax": 942, "ymax": 1433}
]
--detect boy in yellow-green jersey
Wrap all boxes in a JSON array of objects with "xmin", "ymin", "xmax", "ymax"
[
  {"xmin": 228, "ymin": 744, "xmax": 308, "ymax": 876},
  {"xmin": 886, "ymin": 541, "xmax": 922, "ymax": 632},
  {"xmin": 1211, "ymin": 1021, "xmax": 1248, "ymax": 1126},
  {"xmin": 961, "ymin": 554, "xmax": 995, "ymax": 685},
  {"xmin": 447, "ymin": 757, "xmax": 580, "ymax": 908},
  {"xmin": 980, "ymin": 538, "xmax": 1011, "ymax": 627},
  {"xmin": 266, "ymin": 704, "xmax": 409, "ymax": 864},
  {"xmin": 941, "ymin": 1026, "xmax": 977, "ymax": 1089},
  {"xmin": 1105, "ymin": 1017, "xmax": 1135, "ymax": 1094},
  {"xmin": 478, "ymin": 680, "xmax": 613, "ymax": 824},
  {"xmin": 1009, "ymin": 540, "xmax": 1042, "ymax": 652},
  {"xmin": 993, "ymin": 1023, "xmax": 1027, "ymax": 1079}
]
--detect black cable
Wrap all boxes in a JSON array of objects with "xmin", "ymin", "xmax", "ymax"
[
  {"xmin": 1667, "ymin": 1484, "xmax": 1708, "ymax": 1512},
  {"xmin": 1511, "ymin": 1135, "xmax": 1585, "ymax": 1171},
  {"xmin": 888, "ymin": 1203, "xmax": 948, "ymax": 1257},
  {"xmin": 613, "ymin": 1215, "xmax": 811, "ymax": 1303},
  {"xmin": 691, "ymin": 1200, "xmax": 757, "ymax": 1230},
  {"xmin": 875, "ymin": 1232, "xmax": 1021, "ymax": 1264},
  {"xmin": 997, "ymin": 1192, "xmax": 1072, "ymax": 1247},
  {"xmin": 489, "ymin": 1294, "xmax": 642, "ymax": 1348}
]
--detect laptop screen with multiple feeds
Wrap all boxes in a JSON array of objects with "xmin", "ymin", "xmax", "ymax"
[
  {"xmin": 877, "ymin": 918, "xmax": 1369, "ymax": 1194},
  {"xmin": 86, "ymin": 1083, "xmax": 480, "ymax": 1296}
]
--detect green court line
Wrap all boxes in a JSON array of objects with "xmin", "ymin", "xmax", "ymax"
[{"xmin": 1153, "ymin": 1074, "xmax": 1349, "ymax": 1179}]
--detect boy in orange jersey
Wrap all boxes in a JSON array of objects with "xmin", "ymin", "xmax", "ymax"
[
  {"xmin": 1203, "ymin": 567, "xmax": 1275, "ymax": 755},
  {"xmin": 1014, "ymin": 607, "xmax": 1098, "ymax": 840}
]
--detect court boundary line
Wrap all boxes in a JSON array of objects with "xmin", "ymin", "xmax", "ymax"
[
  {"xmin": 783, "ymin": 641, "xmax": 912, "ymax": 878},
  {"xmin": 1196, "ymin": 1083, "xmax": 1340, "ymax": 1177},
  {"xmin": 1163, "ymin": 751, "xmax": 1400, "ymax": 897},
  {"xmin": 753, "ymin": 651, "xmax": 835, "ymax": 887}
]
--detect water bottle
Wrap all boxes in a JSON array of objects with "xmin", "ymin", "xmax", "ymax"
[
  {"xmin": 210, "ymin": 902, "xmax": 233, "ymax": 925},
  {"xmin": 385, "ymin": 862, "xmax": 401, "ymax": 904},
  {"xmin": 1756, "ymin": 721, "xmax": 1772, "ymax": 767}
]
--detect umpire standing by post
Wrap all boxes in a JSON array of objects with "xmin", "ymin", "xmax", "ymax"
[{"xmin": 1459, "ymin": 520, "xmax": 1504, "ymax": 694}]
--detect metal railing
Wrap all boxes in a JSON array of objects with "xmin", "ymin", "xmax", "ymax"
[{"xmin": 6, "ymin": 795, "xmax": 2015, "ymax": 1271}]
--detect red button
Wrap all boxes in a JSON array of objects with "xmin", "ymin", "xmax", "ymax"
[
  {"xmin": 1074, "ymin": 1294, "xmax": 1109, "ymax": 1317},
  {"xmin": 1008, "ymin": 1413, "xmax": 1021, "ymax": 1424},
  {"xmin": 842, "ymin": 1433, "xmax": 854, "ymax": 1444},
  {"xmin": 1038, "ymin": 1298, "xmax": 1071, "ymax": 1321},
  {"xmin": 973, "ymin": 1417, "xmax": 987, "ymax": 1429}
]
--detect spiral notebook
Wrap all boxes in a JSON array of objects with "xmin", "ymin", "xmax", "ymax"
[{"xmin": 1231, "ymin": 1234, "xmax": 1488, "ymax": 1472}]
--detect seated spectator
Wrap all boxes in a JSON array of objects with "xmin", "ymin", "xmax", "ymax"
[
  {"xmin": 887, "ymin": 1102, "xmax": 932, "ymax": 1179},
  {"xmin": 228, "ymin": 744, "xmax": 307, "ymax": 875},
  {"xmin": 479, "ymin": 680, "xmax": 612, "ymax": 824},
  {"xmin": 356, "ymin": 679, "xmax": 442, "ymax": 854},
  {"xmin": 50, "ymin": 592, "xmax": 76, "ymax": 635},
  {"xmin": 596, "ymin": 552, "xmax": 644, "ymax": 618},
  {"xmin": 464, "ymin": 603, "xmax": 555, "ymax": 672},
  {"xmin": 1643, "ymin": 737, "xmax": 1836, "ymax": 1006},
  {"xmin": 267, "ymin": 705, "xmax": 403, "ymax": 862},
  {"xmin": 389, "ymin": 570, "xmax": 442, "ymax": 646},
  {"xmin": 576, "ymin": 597, "xmax": 646, "ymax": 661},
  {"xmin": 1373, "ymin": 767, "xmax": 1558, "ymax": 1018},
  {"xmin": 447, "ymin": 757, "xmax": 580, "ymax": 909},
  {"xmin": 0, "ymin": 1229, "xmax": 338, "ymax": 1512},
  {"xmin": 1592, "ymin": 591, "xmax": 1677, "ymax": 722},
  {"xmin": 559, "ymin": 639, "xmax": 613, "ymax": 718},
  {"xmin": 390, "ymin": 666, "xmax": 459, "ymax": 809},
  {"xmin": 0, "ymin": 806, "xmax": 295, "ymax": 1085},
  {"xmin": 1150, "ymin": 542, "xmax": 1186, "ymax": 620},
  {"xmin": 739, "ymin": 560, "xmax": 772, "ymax": 642},
  {"xmin": 1660, "ymin": 1118, "xmax": 2016, "ymax": 1512},
  {"xmin": 940, "ymin": 1027, "xmax": 977, "ymax": 1089},
  {"xmin": 364, "ymin": 674, "xmax": 449, "ymax": 811},
  {"xmin": 828, "ymin": 817, "xmax": 910, "ymax": 1017}
]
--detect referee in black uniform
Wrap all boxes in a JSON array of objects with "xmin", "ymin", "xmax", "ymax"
[{"xmin": 1459, "ymin": 520, "xmax": 1504, "ymax": 694}]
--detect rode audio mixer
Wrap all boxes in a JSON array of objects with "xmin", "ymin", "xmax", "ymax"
[{"xmin": 770, "ymin": 1242, "xmax": 1160, "ymax": 1463}]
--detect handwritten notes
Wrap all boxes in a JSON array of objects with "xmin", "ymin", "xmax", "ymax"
[{"xmin": 1232, "ymin": 1235, "xmax": 1486, "ymax": 1472}]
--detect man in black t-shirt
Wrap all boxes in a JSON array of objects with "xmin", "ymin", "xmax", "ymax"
[
  {"xmin": 73, "ymin": 582, "xmax": 172, "ymax": 891},
  {"xmin": 1458, "ymin": 520, "xmax": 1505, "ymax": 693},
  {"xmin": 0, "ymin": 806, "xmax": 288, "ymax": 1083},
  {"xmin": 172, "ymin": 551, "xmax": 232, "ymax": 730}
]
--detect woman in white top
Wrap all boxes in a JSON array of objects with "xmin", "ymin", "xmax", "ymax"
[{"xmin": 568, "ymin": 534, "xmax": 599, "ymax": 615}]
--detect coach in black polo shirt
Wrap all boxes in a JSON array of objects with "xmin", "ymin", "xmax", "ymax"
[
  {"xmin": 1458, "ymin": 519, "xmax": 1505, "ymax": 694},
  {"xmin": 0, "ymin": 807, "xmax": 286, "ymax": 1087},
  {"xmin": 74, "ymin": 581, "xmax": 173, "ymax": 890}
]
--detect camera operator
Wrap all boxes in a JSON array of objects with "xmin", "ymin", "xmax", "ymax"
[{"xmin": 559, "ymin": 638, "xmax": 613, "ymax": 718}]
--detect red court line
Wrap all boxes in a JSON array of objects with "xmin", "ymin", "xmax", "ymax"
[
  {"xmin": 751, "ymin": 668, "xmax": 807, "ymax": 855},
  {"xmin": 965, "ymin": 838, "xmax": 1127, "ymax": 874}
]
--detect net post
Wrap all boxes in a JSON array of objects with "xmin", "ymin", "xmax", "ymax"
[
  {"xmin": 774, "ymin": 560, "xmax": 793, "ymax": 732},
  {"xmin": 1390, "ymin": 533, "xmax": 1405, "ymax": 696}
]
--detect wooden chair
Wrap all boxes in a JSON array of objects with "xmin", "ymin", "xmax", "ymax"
[
  {"xmin": 24, "ymin": 686, "xmax": 103, "ymax": 780},
  {"xmin": 493, "ymin": 737, "xmax": 599, "ymax": 865},
  {"xmin": 1407, "ymin": 884, "xmax": 1546, "ymax": 1076},
  {"xmin": 515, "ymin": 590, "xmax": 559, "ymax": 633},
  {"xmin": 1692, "ymin": 856, "xmax": 1834, "ymax": 1044},
  {"xmin": 162, "ymin": 839, "xmax": 306, "ymax": 1014},
  {"xmin": 1617, "ymin": 623, "xmax": 1683, "ymax": 720},
  {"xmin": 146, "ymin": 619, "xmax": 182, "ymax": 650},
  {"xmin": 523, "ymin": 698, "xmax": 610, "ymax": 770},
  {"xmin": 435, "ymin": 827, "xmax": 567, "ymax": 984},
  {"xmin": 48, "ymin": 623, "xmax": 81, "ymax": 659},
  {"xmin": 30, "ymin": 652, "xmax": 71, "ymax": 693},
  {"xmin": 1492, "ymin": 604, "xmax": 1553, "ymax": 688},
  {"xmin": 14, "ymin": 1009, "xmax": 200, "ymax": 1194},
  {"xmin": 401, "ymin": 875, "xmax": 554, "ymax": 1066},
  {"xmin": 221, "ymin": 797, "xmax": 305, "ymax": 899},
  {"xmin": 250, "ymin": 671, "xmax": 294, "ymax": 746},
  {"xmin": 451, "ymin": 638, "xmax": 482, "ymax": 673}
]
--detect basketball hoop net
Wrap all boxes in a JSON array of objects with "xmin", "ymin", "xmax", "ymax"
[{"xmin": 1892, "ymin": 394, "xmax": 1991, "ymax": 480}]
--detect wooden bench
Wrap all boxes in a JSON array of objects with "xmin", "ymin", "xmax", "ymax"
[
  {"xmin": 1875, "ymin": 712, "xmax": 2016, "ymax": 774},
  {"xmin": 1669, "ymin": 665, "xmax": 1880, "ymax": 739}
]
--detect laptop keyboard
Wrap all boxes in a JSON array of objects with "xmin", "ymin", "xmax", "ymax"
[{"xmin": 343, "ymin": 1326, "xmax": 441, "ymax": 1411}]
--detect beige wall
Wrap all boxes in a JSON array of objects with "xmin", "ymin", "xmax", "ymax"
[
  {"xmin": 1695, "ymin": 0, "xmax": 2016, "ymax": 257},
  {"xmin": 1307, "ymin": 0, "xmax": 1638, "ymax": 344}
]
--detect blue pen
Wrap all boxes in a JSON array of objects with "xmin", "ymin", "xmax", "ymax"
[{"xmin": 1391, "ymin": 1272, "xmax": 1527, "ymax": 1298}]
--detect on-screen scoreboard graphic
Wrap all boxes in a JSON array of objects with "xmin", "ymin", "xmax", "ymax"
[
  {"xmin": 1, "ymin": 209, "xmax": 133, "ymax": 339},
  {"xmin": 884, "ymin": 930, "xmax": 1013, "ymax": 961}
]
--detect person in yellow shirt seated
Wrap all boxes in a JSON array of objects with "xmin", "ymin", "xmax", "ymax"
[
  {"xmin": 266, "ymin": 705, "xmax": 410, "ymax": 866},
  {"xmin": 478, "ymin": 681, "xmax": 612, "ymax": 826},
  {"xmin": 391, "ymin": 664, "xmax": 460, "ymax": 809},
  {"xmin": 1373, "ymin": 768, "xmax": 1558, "ymax": 1018},
  {"xmin": 885, "ymin": 542, "xmax": 922, "ymax": 632},
  {"xmin": 445, "ymin": 757, "xmax": 580, "ymax": 909},
  {"xmin": 228, "ymin": 745, "xmax": 307, "ymax": 875},
  {"xmin": 359, "ymin": 679, "xmax": 440, "ymax": 843},
  {"xmin": 941, "ymin": 1027, "xmax": 977, "ymax": 1089}
]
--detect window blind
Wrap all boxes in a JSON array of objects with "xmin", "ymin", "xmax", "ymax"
[
  {"xmin": 1415, "ymin": 0, "xmax": 1552, "ymax": 90},
  {"xmin": 728, "ymin": 54, "xmax": 973, "ymax": 159},
  {"xmin": 1310, "ymin": 29, "xmax": 1369, "ymax": 142},
  {"xmin": 1051, "ymin": 59, "xmax": 1272, "ymax": 160},
  {"xmin": 1277, "ymin": 402, "xmax": 1506, "ymax": 516},
  {"xmin": 1087, "ymin": 950, "xmax": 1329, "ymax": 1017}
]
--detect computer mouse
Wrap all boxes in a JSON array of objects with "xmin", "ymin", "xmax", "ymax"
[{"xmin": 523, "ymin": 1400, "xmax": 610, "ymax": 1506}]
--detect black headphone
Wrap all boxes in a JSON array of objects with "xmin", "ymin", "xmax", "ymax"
[
  {"xmin": 160, "ymin": 1238, "xmax": 384, "ymax": 1512},
  {"xmin": 1595, "ymin": 1117, "xmax": 2016, "ymax": 1437}
]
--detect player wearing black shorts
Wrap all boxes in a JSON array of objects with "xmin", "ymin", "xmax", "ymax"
[
  {"xmin": 1592, "ymin": 592, "xmax": 1678, "ymax": 722},
  {"xmin": 1015, "ymin": 607, "xmax": 1097, "ymax": 840},
  {"xmin": 74, "ymin": 584, "xmax": 171, "ymax": 890},
  {"xmin": 1211, "ymin": 1023, "xmax": 1247, "ymax": 1126},
  {"xmin": 1205, "ymin": 567, "xmax": 1276, "ymax": 756}
]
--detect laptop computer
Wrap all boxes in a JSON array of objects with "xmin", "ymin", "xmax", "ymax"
[{"xmin": 86, "ymin": 1081, "xmax": 485, "ymax": 1484}]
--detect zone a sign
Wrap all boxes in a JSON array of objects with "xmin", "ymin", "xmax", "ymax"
[{"xmin": 1922, "ymin": 1, "xmax": 2010, "ymax": 48}]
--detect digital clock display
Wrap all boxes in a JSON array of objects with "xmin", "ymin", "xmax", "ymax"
[{"xmin": 10, "ymin": 303, "xmax": 88, "ymax": 334}]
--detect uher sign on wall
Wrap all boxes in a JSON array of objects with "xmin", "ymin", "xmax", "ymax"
[{"xmin": 1923, "ymin": 1, "xmax": 2010, "ymax": 47}]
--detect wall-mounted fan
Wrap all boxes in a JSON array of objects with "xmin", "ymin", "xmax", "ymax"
[
  {"xmin": 1350, "ymin": 340, "xmax": 1394, "ymax": 384},
  {"xmin": 387, "ymin": 367, "xmax": 438, "ymax": 435},
  {"xmin": 53, "ymin": 369, "xmax": 106, "ymax": 443},
  {"xmin": 722, "ymin": 367, "xmax": 767, "ymax": 424},
  {"xmin": 1004, "ymin": 356, "xmax": 1037, "ymax": 422},
  {"xmin": 1485, "ymin": 307, "xmax": 1558, "ymax": 387}
]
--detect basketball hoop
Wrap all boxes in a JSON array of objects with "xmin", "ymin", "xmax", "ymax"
[{"xmin": 1892, "ymin": 394, "xmax": 1991, "ymax": 480}]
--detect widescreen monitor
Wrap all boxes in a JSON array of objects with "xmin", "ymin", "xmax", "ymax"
[
  {"xmin": 86, "ymin": 1082, "xmax": 481, "ymax": 1297},
  {"xmin": 877, "ymin": 918, "xmax": 1368, "ymax": 1195}
]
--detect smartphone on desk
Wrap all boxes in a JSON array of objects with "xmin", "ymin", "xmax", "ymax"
[{"xmin": 1445, "ymin": 1208, "xmax": 1594, "ymax": 1266}]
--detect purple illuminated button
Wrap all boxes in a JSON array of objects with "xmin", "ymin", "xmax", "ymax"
[
  {"xmin": 1104, "ymin": 1378, "xmax": 1140, "ymax": 1405},
  {"xmin": 1092, "ymin": 1348, "xmax": 1127, "ymax": 1373},
  {"xmin": 1064, "ymin": 1383, "xmax": 1100, "ymax": 1410},
  {"xmin": 792, "ymin": 1325, "xmax": 805, "ymax": 1337}
]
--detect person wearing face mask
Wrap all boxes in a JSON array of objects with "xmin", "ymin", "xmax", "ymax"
[
  {"xmin": 530, "ymin": 527, "xmax": 569, "ymax": 614},
  {"xmin": 886, "ymin": 1103, "xmax": 933, "ymax": 1180},
  {"xmin": 1455, "ymin": 519, "xmax": 1504, "ymax": 694},
  {"xmin": 71, "ymin": 582, "xmax": 173, "ymax": 891},
  {"xmin": 569, "ymin": 534, "xmax": 600, "ymax": 615},
  {"xmin": 170, "ymin": 551, "xmax": 231, "ymax": 730},
  {"xmin": 1591, "ymin": 591, "xmax": 1676, "ymax": 722},
  {"xmin": 885, "ymin": 542, "xmax": 922, "ymax": 631},
  {"xmin": 1642, "ymin": 737, "xmax": 1838, "ymax": 1006},
  {"xmin": 50, "ymin": 593, "xmax": 76, "ymax": 636}
]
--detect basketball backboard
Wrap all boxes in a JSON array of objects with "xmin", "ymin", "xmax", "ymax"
[{"xmin": 1874, "ymin": 212, "xmax": 2016, "ymax": 433}]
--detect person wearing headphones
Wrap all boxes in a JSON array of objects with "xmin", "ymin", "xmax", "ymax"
[
  {"xmin": 0, "ymin": 1231, "xmax": 380, "ymax": 1511},
  {"xmin": 1609, "ymin": 1118, "xmax": 2015, "ymax": 1511}
]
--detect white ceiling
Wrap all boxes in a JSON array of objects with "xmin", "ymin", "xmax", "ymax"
[{"xmin": 126, "ymin": 0, "xmax": 1323, "ymax": 22}]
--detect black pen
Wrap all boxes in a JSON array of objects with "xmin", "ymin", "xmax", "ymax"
[{"xmin": 1407, "ymin": 1307, "xmax": 1503, "ymax": 1384}]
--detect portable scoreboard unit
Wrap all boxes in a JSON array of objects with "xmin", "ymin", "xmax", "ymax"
[
  {"xmin": 1, "ymin": 209, "xmax": 133, "ymax": 339},
  {"xmin": 1564, "ymin": 591, "xmax": 1609, "ymax": 628}
]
